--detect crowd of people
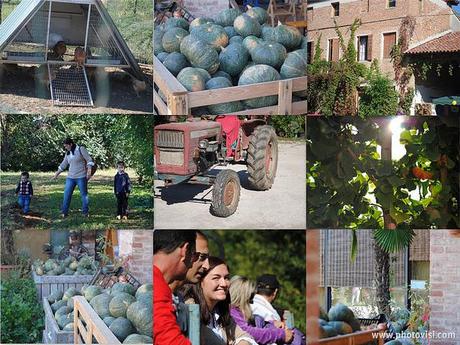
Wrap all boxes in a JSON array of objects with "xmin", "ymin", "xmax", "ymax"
[{"xmin": 153, "ymin": 230, "xmax": 305, "ymax": 345}]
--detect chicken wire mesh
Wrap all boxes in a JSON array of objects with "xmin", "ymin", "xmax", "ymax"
[
  {"xmin": 3, "ymin": 1, "xmax": 50, "ymax": 61},
  {"xmin": 49, "ymin": 64, "xmax": 93, "ymax": 107},
  {"xmin": 86, "ymin": 7, "xmax": 126, "ymax": 65}
]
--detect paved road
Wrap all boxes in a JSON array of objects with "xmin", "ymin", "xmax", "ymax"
[{"xmin": 154, "ymin": 141, "xmax": 306, "ymax": 229}]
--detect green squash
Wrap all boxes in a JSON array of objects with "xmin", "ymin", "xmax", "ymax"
[
  {"xmin": 123, "ymin": 334, "xmax": 153, "ymax": 344},
  {"xmin": 212, "ymin": 70, "xmax": 233, "ymax": 82},
  {"xmin": 250, "ymin": 41, "xmax": 287, "ymax": 69},
  {"xmin": 190, "ymin": 17, "xmax": 214, "ymax": 30},
  {"xmin": 224, "ymin": 26, "xmax": 238, "ymax": 38},
  {"xmin": 386, "ymin": 341, "xmax": 403, "ymax": 345},
  {"xmin": 163, "ymin": 52, "xmax": 190, "ymax": 76},
  {"xmin": 109, "ymin": 317, "xmax": 136, "ymax": 342},
  {"xmin": 246, "ymin": 6, "xmax": 268, "ymax": 25},
  {"xmin": 328, "ymin": 304, "xmax": 357, "ymax": 324},
  {"xmin": 126, "ymin": 301, "xmax": 152, "ymax": 337},
  {"xmin": 67, "ymin": 296, "xmax": 75, "ymax": 311},
  {"xmin": 103, "ymin": 316, "xmax": 116, "ymax": 327},
  {"xmin": 320, "ymin": 308, "xmax": 329, "ymax": 321},
  {"xmin": 191, "ymin": 23, "xmax": 229, "ymax": 51},
  {"xmin": 219, "ymin": 43, "xmax": 249, "ymax": 77},
  {"xmin": 320, "ymin": 325, "xmax": 338, "ymax": 338},
  {"xmin": 180, "ymin": 35, "xmax": 220, "ymax": 74},
  {"xmin": 156, "ymin": 52, "xmax": 169, "ymax": 62},
  {"xmin": 275, "ymin": 24, "xmax": 302, "ymax": 50},
  {"xmin": 280, "ymin": 49, "xmax": 307, "ymax": 79},
  {"xmin": 55, "ymin": 305, "xmax": 71, "ymax": 319},
  {"xmin": 261, "ymin": 24, "xmax": 277, "ymax": 42},
  {"xmin": 62, "ymin": 287, "xmax": 79, "ymax": 301},
  {"xmin": 63, "ymin": 322, "xmax": 74, "ymax": 331},
  {"xmin": 164, "ymin": 17, "xmax": 189, "ymax": 31},
  {"xmin": 327, "ymin": 321, "xmax": 353, "ymax": 335},
  {"xmin": 135, "ymin": 284, "xmax": 152, "ymax": 298},
  {"xmin": 215, "ymin": 8, "xmax": 242, "ymax": 27},
  {"xmin": 242, "ymin": 35, "xmax": 262, "ymax": 54},
  {"xmin": 300, "ymin": 36, "xmax": 307, "ymax": 49},
  {"xmin": 51, "ymin": 299, "xmax": 67, "ymax": 313},
  {"xmin": 205, "ymin": 77, "xmax": 243, "ymax": 114},
  {"xmin": 84, "ymin": 286, "xmax": 103, "ymax": 302},
  {"xmin": 177, "ymin": 67, "xmax": 206, "ymax": 92},
  {"xmin": 233, "ymin": 14, "xmax": 262, "ymax": 38},
  {"xmin": 195, "ymin": 68, "xmax": 212, "ymax": 82},
  {"xmin": 90, "ymin": 293, "xmax": 113, "ymax": 319},
  {"xmin": 111, "ymin": 282, "xmax": 136, "ymax": 296},
  {"xmin": 47, "ymin": 290, "xmax": 64, "ymax": 304},
  {"xmin": 109, "ymin": 292, "xmax": 137, "ymax": 318},
  {"xmin": 230, "ymin": 36, "xmax": 244, "ymax": 45},
  {"xmin": 238, "ymin": 64, "xmax": 280, "ymax": 108},
  {"xmin": 57, "ymin": 312, "xmax": 73, "ymax": 329},
  {"xmin": 162, "ymin": 27, "xmax": 189, "ymax": 53}
]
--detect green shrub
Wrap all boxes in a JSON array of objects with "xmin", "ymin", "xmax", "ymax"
[
  {"xmin": 0, "ymin": 272, "xmax": 44, "ymax": 343},
  {"xmin": 269, "ymin": 116, "xmax": 305, "ymax": 138}
]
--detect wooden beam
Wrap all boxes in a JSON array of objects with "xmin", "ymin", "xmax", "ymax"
[{"xmin": 278, "ymin": 79, "xmax": 293, "ymax": 115}]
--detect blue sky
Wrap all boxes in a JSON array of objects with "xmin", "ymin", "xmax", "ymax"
[{"xmin": 454, "ymin": 5, "xmax": 460, "ymax": 13}]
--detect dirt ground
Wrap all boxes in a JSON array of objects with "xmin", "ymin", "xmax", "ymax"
[
  {"xmin": 0, "ymin": 64, "xmax": 153, "ymax": 114},
  {"xmin": 154, "ymin": 141, "xmax": 306, "ymax": 229}
]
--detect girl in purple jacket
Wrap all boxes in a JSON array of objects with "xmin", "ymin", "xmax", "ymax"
[{"xmin": 229, "ymin": 276, "xmax": 294, "ymax": 345}]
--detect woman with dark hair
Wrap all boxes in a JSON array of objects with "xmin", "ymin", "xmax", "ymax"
[
  {"xmin": 184, "ymin": 256, "xmax": 257, "ymax": 345},
  {"xmin": 52, "ymin": 138, "xmax": 94, "ymax": 217}
]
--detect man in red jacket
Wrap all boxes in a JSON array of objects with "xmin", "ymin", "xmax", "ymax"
[{"xmin": 153, "ymin": 230, "xmax": 197, "ymax": 345}]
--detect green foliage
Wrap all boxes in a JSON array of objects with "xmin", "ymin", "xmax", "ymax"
[
  {"xmin": 358, "ymin": 62, "xmax": 398, "ymax": 117},
  {"xmin": 207, "ymin": 230, "xmax": 306, "ymax": 332},
  {"xmin": 268, "ymin": 116, "xmax": 305, "ymax": 138},
  {"xmin": 307, "ymin": 116, "xmax": 459, "ymax": 231},
  {"xmin": 0, "ymin": 272, "xmax": 44, "ymax": 343}
]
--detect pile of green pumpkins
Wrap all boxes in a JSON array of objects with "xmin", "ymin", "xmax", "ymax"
[{"xmin": 33, "ymin": 255, "xmax": 97, "ymax": 276}]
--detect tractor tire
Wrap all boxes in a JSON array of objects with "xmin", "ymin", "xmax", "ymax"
[
  {"xmin": 210, "ymin": 169, "xmax": 241, "ymax": 217},
  {"xmin": 247, "ymin": 125, "xmax": 278, "ymax": 190}
]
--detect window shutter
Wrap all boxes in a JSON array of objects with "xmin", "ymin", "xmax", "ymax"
[
  {"xmin": 332, "ymin": 38, "xmax": 339, "ymax": 61},
  {"xmin": 383, "ymin": 32, "xmax": 396, "ymax": 58},
  {"xmin": 367, "ymin": 34, "xmax": 373, "ymax": 61}
]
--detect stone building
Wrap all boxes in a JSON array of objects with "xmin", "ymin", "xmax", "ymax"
[{"xmin": 307, "ymin": 0, "xmax": 460, "ymax": 113}]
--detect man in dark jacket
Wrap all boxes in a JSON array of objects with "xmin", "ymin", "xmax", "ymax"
[{"xmin": 114, "ymin": 161, "xmax": 132, "ymax": 220}]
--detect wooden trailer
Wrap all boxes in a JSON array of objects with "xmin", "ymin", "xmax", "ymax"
[{"xmin": 154, "ymin": 55, "xmax": 307, "ymax": 115}]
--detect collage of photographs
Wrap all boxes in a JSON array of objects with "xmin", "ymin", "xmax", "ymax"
[{"xmin": 0, "ymin": 0, "xmax": 459, "ymax": 345}]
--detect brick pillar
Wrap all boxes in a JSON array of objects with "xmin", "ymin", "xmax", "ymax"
[
  {"xmin": 429, "ymin": 230, "xmax": 460, "ymax": 345},
  {"xmin": 118, "ymin": 230, "xmax": 153, "ymax": 284},
  {"xmin": 183, "ymin": 0, "xmax": 230, "ymax": 19},
  {"xmin": 306, "ymin": 229, "xmax": 320, "ymax": 344}
]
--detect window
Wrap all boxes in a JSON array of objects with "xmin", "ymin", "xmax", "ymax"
[
  {"xmin": 331, "ymin": 2, "xmax": 340, "ymax": 17},
  {"xmin": 357, "ymin": 35, "xmax": 372, "ymax": 61},
  {"xmin": 328, "ymin": 38, "xmax": 339, "ymax": 62},
  {"xmin": 307, "ymin": 7, "xmax": 313, "ymax": 22},
  {"xmin": 307, "ymin": 41, "xmax": 313, "ymax": 63},
  {"xmin": 383, "ymin": 32, "xmax": 397, "ymax": 59},
  {"xmin": 388, "ymin": 0, "xmax": 396, "ymax": 8}
]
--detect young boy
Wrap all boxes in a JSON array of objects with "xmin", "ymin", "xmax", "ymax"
[
  {"xmin": 114, "ymin": 161, "xmax": 132, "ymax": 220},
  {"xmin": 15, "ymin": 171, "xmax": 33, "ymax": 214}
]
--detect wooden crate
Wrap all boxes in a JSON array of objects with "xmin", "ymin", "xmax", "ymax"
[
  {"xmin": 73, "ymin": 296, "xmax": 121, "ymax": 344},
  {"xmin": 42, "ymin": 297, "xmax": 74, "ymax": 344},
  {"xmin": 32, "ymin": 270, "xmax": 93, "ymax": 302},
  {"xmin": 153, "ymin": 55, "xmax": 307, "ymax": 115},
  {"xmin": 318, "ymin": 323, "xmax": 387, "ymax": 345}
]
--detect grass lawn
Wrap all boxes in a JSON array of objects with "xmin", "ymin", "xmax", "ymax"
[{"xmin": 1, "ymin": 169, "xmax": 153, "ymax": 230}]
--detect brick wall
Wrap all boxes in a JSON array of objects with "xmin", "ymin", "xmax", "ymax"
[
  {"xmin": 429, "ymin": 230, "xmax": 460, "ymax": 345},
  {"xmin": 307, "ymin": 0, "xmax": 454, "ymax": 77},
  {"xmin": 118, "ymin": 230, "xmax": 153, "ymax": 284},
  {"xmin": 306, "ymin": 230, "xmax": 320, "ymax": 344},
  {"xmin": 182, "ymin": 0, "xmax": 230, "ymax": 19}
]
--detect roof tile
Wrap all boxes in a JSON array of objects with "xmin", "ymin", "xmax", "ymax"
[{"xmin": 406, "ymin": 32, "xmax": 460, "ymax": 54}]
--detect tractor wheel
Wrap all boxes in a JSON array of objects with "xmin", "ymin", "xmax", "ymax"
[
  {"xmin": 210, "ymin": 169, "xmax": 241, "ymax": 217},
  {"xmin": 247, "ymin": 125, "xmax": 278, "ymax": 190}
]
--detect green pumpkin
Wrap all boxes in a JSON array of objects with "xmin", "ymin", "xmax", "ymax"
[
  {"xmin": 205, "ymin": 77, "xmax": 243, "ymax": 114},
  {"xmin": 250, "ymin": 42, "xmax": 287, "ymax": 69},
  {"xmin": 47, "ymin": 290, "xmax": 64, "ymax": 304},
  {"xmin": 111, "ymin": 282, "xmax": 136, "ymax": 296},
  {"xmin": 300, "ymin": 36, "xmax": 307, "ymax": 49},
  {"xmin": 163, "ymin": 52, "xmax": 190, "ymax": 76},
  {"xmin": 162, "ymin": 27, "xmax": 189, "ymax": 53},
  {"xmin": 157, "ymin": 51, "xmax": 169, "ymax": 63},
  {"xmin": 126, "ymin": 301, "xmax": 152, "ymax": 337},
  {"xmin": 246, "ymin": 6, "xmax": 268, "ymax": 25},
  {"xmin": 177, "ymin": 67, "xmax": 206, "ymax": 92},
  {"xmin": 103, "ymin": 316, "xmax": 116, "ymax": 327},
  {"xmin": 230, "ymin": 35, "xmax": 244, "ymax": 45},
  {"xmin": 261, "ymin": 24, "xmax": 277, "ymax": 42},
  {"xmin": 238, "ymin": 64, "xmax": 280, "ymax": 108},
  {"xmin": 90, "ymin": 293, "xmax": 113, "ymax": 319},
  {"xmin": 215, "ymin": 8, "xmax": 241, "ymax": 27},
  {"xmin": 164, "ymin": 17, "xmax": 189, "ymax": 31},
  {"xmin": 123, "ymin": 334, "xmax": 153, "ymax": 344},
  {"xmin": 328, "ymin": 304, "xmax": 357, "ymax": 324},
  {"xmin": 190, "ymin": 17, "xmax": 214, "ymax": 30},
  {"xmin": 191, "ymin": 23, "xmax": 229, "ymax": 51},
  {"xmin": 212, "ymin": 70, "xmax": 233, "ymax": 82},
  {"xmin": 84, "ymin": 286, "xmax": 103, "ymax": 302},
  {"xmin": 195, "ymin": 68, "xmax": 211, "ymax": 82},
  {"xmin": 275, "ymin": 24, "xmax": 302, "ymax": 50},
  {"xmin": 62, "ymin": 287, "xmax": 79, "ymax": 301},
  {"xmin": 233, "ymin": 14, "xmax": 262, "ymax": 38},
  {"xmin": 242, "ymin": 35, "xmax": 262, "ymax": 54},
  {"xmin": 280, "ymin": 49, "xmax": 307, "ymax": 79},
  {"xmin": 109, "ymin": 292, "xmax": 137, "ymax": 318},
  {"xmin": 51, "ymin": 299, "xmax": 67, "ymax": 313},
  {"xmin": 219, "ymin": 43, "xmax": 249, "ymax": 77},
  {"xmin": 224, "ymin": 26, "xmax": 238, "ymax": 38},
  {"xmin": 327, "ymin": 321, "xmax": 353, "ymax": 335},
  {"xmin": 180, "ymin": 35, "xmax": 220, "ymax": 74},
  {"xmin": 109, "ymin": 317, "xmax": 136, "ymax": 342}
]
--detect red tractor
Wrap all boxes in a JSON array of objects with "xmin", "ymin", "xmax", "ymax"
[{"xmin": 154, "ymin": 116, "xmax": 278, "ymax": 217}]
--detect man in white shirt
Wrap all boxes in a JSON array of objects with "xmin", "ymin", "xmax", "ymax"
[{"xmin": 250, "ymin": 274, "xmax": 282, "ymax": 322}]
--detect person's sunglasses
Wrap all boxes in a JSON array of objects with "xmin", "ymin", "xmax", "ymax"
[{"xmin": 191, "ymin": 252, "xmax": 209, "ymax": 262}]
